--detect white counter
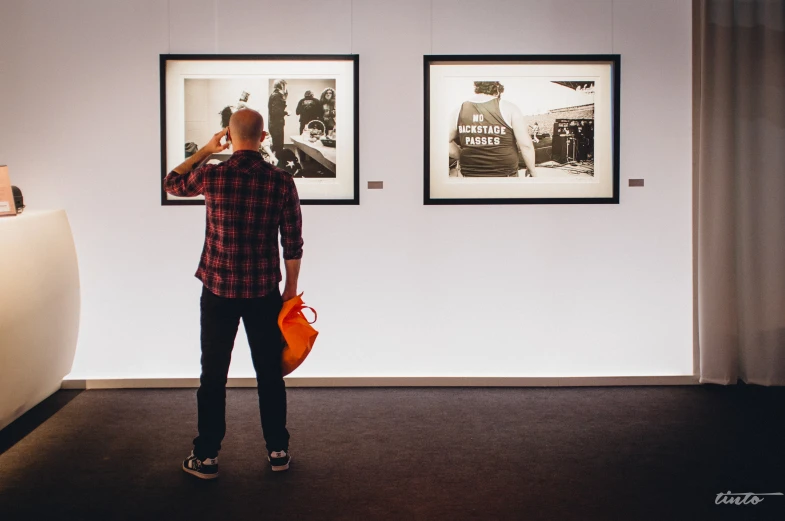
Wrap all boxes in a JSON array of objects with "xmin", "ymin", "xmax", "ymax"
[{"xmin": 0, "ymin": 210, "xmax": 80, "ymax": 430}]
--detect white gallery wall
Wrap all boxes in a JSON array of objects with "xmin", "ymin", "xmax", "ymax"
[{"xmin": 0, "ymin": 0, "xmax": 693, "ymax": 380}]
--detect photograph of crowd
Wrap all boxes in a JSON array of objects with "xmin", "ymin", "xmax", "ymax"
[
  {"xmin": 161, "ymin": 55, "xmax": 359, "ymax": 205},
  {"xmin": 183, "ymin": 77, "xmax": 338, "ymax": 179}
]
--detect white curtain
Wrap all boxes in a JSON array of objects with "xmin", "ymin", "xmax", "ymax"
[{"xmin": 696, "ymin": 0, "xmax": 785, "ymax": 385}]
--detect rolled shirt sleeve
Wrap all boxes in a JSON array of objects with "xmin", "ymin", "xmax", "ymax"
[
  {"xmin": 163, "ymin": 165, "xmax": 210, "ymax": 198},
  {"xmin": 280, "ymin": 176, "xmax": 304, "ymax": 260}
]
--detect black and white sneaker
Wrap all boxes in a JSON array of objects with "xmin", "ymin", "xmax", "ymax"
[
  {"xmin": 268, "ymin": 450, "xmax": 291, "ymax": 471},
  {"xmin": 182, "ymin": 451, "xmax": 219, "ymax": 480}
]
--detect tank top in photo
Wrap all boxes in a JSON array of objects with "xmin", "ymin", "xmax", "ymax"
[{"xmin": 456, "ymin": 98, "xmax": 518, "ymax": 177}]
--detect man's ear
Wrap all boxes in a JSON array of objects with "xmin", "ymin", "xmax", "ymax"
[
  {"xmin": 259, "ymin": 131, "xmax": 267, "ymax": 143},
  {"xmin": 226, "ymin": 128, "xmax": 233, "ymax": 143}
]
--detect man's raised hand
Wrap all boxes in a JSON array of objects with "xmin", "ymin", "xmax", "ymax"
[{"xmin": 203, "ymin": 128, "xmax": 230, "ymax": 154}]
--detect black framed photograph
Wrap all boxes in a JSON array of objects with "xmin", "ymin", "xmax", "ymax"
[
  {"xmin": 424, "ymin": 55, "xmax": 620, "ymax": 205},
  {"xmin": 160, "ymin": 54, "xmax": 359, "ymax": 205}
]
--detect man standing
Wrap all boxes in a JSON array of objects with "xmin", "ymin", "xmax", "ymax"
[
  {"xmin": 449, "ymin": 81, "xmax": 536, "ymax": 177},
  {"xmin": 295, "ymin": 90, "xmax": 322, "ymax": 135},
  {"xmin": 530, "ymin": 121, "xmax": 540, "ymax": 143},
  {"xmin": 164, "ymin": 109, "xmax": 303, "ymax": 480},
  {"xmin": 268, "ymin": 80, "xmax": 288, "ymax": 155},
  {"xmin": 320, "ymin": 88, "xmax": 336, "ymax": 133}
]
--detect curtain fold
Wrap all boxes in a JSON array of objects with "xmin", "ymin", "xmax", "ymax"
[{"xmin": 697, "ymin": 0, "xmax": 785, "ymax": 385}]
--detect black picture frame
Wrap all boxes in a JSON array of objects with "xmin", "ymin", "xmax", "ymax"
[
  {"xmin": 424, "ymin": 54, "xmax": 620, "ymax": 205},
  {"xmin": 160, "ymin": 54, "xmax": 360, "ymax": 206}
]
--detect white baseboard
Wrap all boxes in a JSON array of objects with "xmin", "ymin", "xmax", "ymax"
[{"xmin": 61, "ymin": 375, "xmax": 698, "ymax": 390}]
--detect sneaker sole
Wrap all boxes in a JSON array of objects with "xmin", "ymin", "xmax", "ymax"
[
  {"xmin": 270, "ymin": 456, "xmax": 291, "ymax": 472},
  {"xmin": 182, "ymin": 464, "xmax": 219, "ymax": 480}
]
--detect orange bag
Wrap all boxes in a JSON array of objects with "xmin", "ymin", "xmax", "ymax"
[{"xmin": 278, "ymin": 293, "xmax": 319, "ymax": 376}]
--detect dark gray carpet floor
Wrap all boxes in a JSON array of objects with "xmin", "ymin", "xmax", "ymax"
[{"xmin": 0, "ymin": 386, "xmax": 783, "ymax": 521}]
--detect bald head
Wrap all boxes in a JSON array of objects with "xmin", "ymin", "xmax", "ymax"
[{"xmin": 228, "ymin": 109, "xmax": 265, "ymax": 147}]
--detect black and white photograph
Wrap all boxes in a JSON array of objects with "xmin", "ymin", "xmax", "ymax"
[
  {"xmin": 267, "ymin": 78, "xmax": 338, "ymax": 179},
  {"xmin": 161, "ymin": 55, "xmax": 359, "ymax": 205},
  {"xmin": 425, "ymin": 55, "xmax": 620, "ymax": 204}
]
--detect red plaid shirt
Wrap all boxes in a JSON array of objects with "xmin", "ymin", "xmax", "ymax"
[{"xmin": 164, "ymin": 150, "xmax": 303, "ymax": 298}]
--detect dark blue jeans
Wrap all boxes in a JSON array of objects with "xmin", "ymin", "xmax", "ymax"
[{"xmin": 193, "ymin": 286, "xmax": 289, "ymax": 459}]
